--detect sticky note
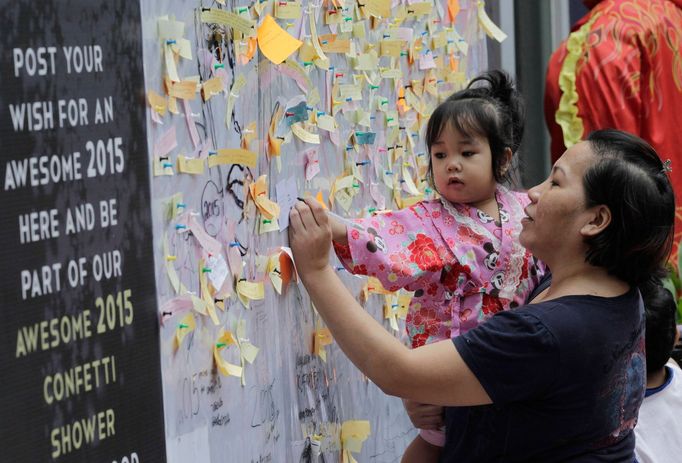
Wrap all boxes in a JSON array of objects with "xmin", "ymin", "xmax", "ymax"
[
  {"xmin": 341, "ymin": 420, "xmax": 371, "ymax": 453},
  {"xmin": 249, "ymin": 175, "xmax": 281, "ymax": 219},
  {"xmin": 354, "ymin": 131, "xmax": 376, "ymax": 145},
  {"xmin": 202, "ymin": 76, "xmax": 224, "ymax": 101},
  {"xmin": 319, "ymin": 34, "xmax": 351, "ymax": 54},
  {"xmin": 174, "ymin": 313, "xmax": 196, "ymax": 350},
  {"xmin": 237, "ymin": 280, "xmax": 265, "ymax": 301},
  {"xmin": 158, "ymin": 17, "xmax": 185, "ymax": 41},
  {"xmin": 478, "ymin": 1, "xmax": 507, "ymax": 42},
  {"xmin": 200, "ymin": 8, "xmax": 256, "ymax": 35},
  {"xmin": 208, "ymin": 148, "xmax": 258, "ymax": 168},
  {"xmin": 257, "ymin": 15, "xmax": 302, "ymax": 64},
  {"xmin": 154, "ymin": 125, "xmax": 178, "ymax": 158},
  {"xmin": 169, "ymin": 80, "xmax": 197, "ymax": 100},
  {"xmin": 304, "ymin": 149, "xmax": 320, "ymax": 181},
  {"xmin": 177, "ymin": 155, "xmax": 206, "ymax": 174},
  {"xmin": 313, "ymin": 327, "xmax": 333, "ymax": 361},
  {"xmin": 285, "ymin": 101, "xmax": 309, "ymax": 126},
  {"xmin": 364, "ymin": 0, "xmax": 390, "ymax": 17},
  {"xmin": 274, "ymin": 0, "xmax": 302, "ymax": 20},
  {"xmin": 276, "ymin": 176, "xmax": 298, "ymax": 230},
  {"xmin": 240, "ymin": 341, "xmax": 260, "ymax": 364},
  {"xmin": 148, "ymin": 90, "xmax": 167, "ymax": 115},
  {"xmin": 317, "ymin": 114, "xmax": 337, "ymax": 132},
  {"xmin": 291, "ymin": 123, "xmax": 320, "ymax": 144},
  {"xmin": 214, "ymin": 344, "xmax": 243, "ymax": 377}
]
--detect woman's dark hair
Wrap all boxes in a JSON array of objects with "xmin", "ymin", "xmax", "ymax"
[
  {"xmin": 425, "ymin": 70, "xmax": 525, "ymax": 185},
  {"xmin": 640, "ymin": 277, "xmax": 678, "ymax": 373},
  {"xmin": 583, "ymin": 129, "xmax": 675, "ymax": 285}
]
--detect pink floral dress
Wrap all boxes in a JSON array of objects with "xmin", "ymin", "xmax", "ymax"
[{"xmin": 333, "ymin": 185, "xmax": 546, "ymax": 348}]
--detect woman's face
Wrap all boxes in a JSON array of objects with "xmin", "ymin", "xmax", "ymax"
[{"xmin": 520, "ymin": 141, "xmax": 597, "ymax": 260}]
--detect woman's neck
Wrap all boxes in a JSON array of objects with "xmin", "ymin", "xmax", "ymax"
[{"xmin": 537, "ymin": 260, "xmax": 629, "ymax": 302}]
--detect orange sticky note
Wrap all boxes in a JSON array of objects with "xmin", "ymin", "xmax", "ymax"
[
  {"xmin": 448, "ymin": 0, "xmax": 460, "ymax": 23},
  {"xmin": 257, "ymin": 15, "xmax": 302, "ymax": 64}
]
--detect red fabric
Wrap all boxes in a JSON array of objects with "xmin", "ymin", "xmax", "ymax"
[{"xmin": 545, "ymin": 0, "xmax": 682, "ymax": 250}]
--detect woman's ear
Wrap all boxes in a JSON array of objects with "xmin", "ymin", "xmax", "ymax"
[{"xmin": 580, "ymin": 205, "xmax": 612, "ymax": 237}]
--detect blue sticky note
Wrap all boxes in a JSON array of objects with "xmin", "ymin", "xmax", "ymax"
[
  {"xmin": 285, "ymin": 101, "xmax": 309, "ymax": 126},
  {"xmin": 355, "ymin": 131, "xmax": 376, "ymax": 145}
]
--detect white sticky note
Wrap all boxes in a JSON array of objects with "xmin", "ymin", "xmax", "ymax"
[{"xmin": 276, "ymin": 176, "xmax": 299, "ymax": 231}]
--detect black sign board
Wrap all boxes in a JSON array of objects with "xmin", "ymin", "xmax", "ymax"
[{"xmin": 0, "ymin": 1, "xmax": 166, "ymax": 461}]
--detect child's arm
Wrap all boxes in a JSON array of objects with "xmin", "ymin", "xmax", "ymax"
[{"xmin": 329, "ymin": 213, "xmax": 348, "ymax": 245}]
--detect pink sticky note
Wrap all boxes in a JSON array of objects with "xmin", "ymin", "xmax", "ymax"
[
  {"xmin": 419, "ymin": 53, "xmax": 437, "ymax": 70},
  {"xmin": 154, "ymin": 125, "xmax": 177, "ymax": 158},
  {"xmin": 370, "ymin": 183, "xmax": 386, "ymax": 210},
  {"xmin": 183, "ymin": 99, "xmax": 200, "ymax": 148},
  {"xmin": 304, "ymin": 149, "xmax": 320, "ymax": 181}
]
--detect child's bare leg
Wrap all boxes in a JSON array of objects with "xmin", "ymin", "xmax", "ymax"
[{"xmin": 401, "ymin": 435, "xmax": 442, "ymax": 463}]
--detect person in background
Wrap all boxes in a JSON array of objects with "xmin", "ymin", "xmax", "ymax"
[
  {"xmin": 329, "ymin": 70, "xmax": 545, "ymax": 462},
  {"xmin": 544, "ymin": 0, "xmax": 682, "ymax": 251},
  {"xmin": 289, "ymin": 128, "xmax": 674, "ymax": 461},
  {"xmin": 634, "ymin": 280, "xmax": 682, "ymax": 463}
]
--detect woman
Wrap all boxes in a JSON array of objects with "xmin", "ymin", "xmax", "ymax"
[{"xmin": 288, "ymin": 129, "xmax": 674, "ymax": 461}]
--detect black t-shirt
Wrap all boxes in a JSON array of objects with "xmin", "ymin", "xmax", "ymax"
[{"xmin": 441, "ymin": 286, "xmax": 645, "ymax": 462}]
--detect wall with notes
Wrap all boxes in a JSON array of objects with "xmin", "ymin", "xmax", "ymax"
[{"xmin": 142, "ymin": 0, "xmax": 501, "ymax": 461}]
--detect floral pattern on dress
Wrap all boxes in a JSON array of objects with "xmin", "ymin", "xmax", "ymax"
[{"xmin": 334, "ymin": 185, "xmax": 547, "ymax": 349}]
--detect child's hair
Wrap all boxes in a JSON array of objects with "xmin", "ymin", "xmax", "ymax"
[
  {"xmin": 640, "ymin": 276, "xmax": 678, "ymax": 374},
  {"xmin": 425, "ymin": 69, "xmax": 526, "ymax": 185}
]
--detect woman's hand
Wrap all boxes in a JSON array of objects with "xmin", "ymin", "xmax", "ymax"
[
  {"xmin": 402, "ymin": 399, "xmax": 444, "ymax": 430},
  {"xmin": 289, "ymin": 198, "xmax": 332, "ymax": 279}
]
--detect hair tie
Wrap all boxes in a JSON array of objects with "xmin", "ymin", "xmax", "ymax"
[{"xmin": 662, "ymin": 159, "xmax": 672, "ymax": 173}]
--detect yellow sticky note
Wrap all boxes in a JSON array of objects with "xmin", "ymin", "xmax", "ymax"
[
  {"xmin": 249, "ymin": 175, "xmax": 281, "ymax": 219},
  {"xmin": 341, "ymin": 420, "xmax": 371, "ymax": 453},
  {"xmin": 478, "ymin": 1, "xmax": 507, "ymax": 42},
  {"xmin": 177, "ymin": 155, "xmax": 206, "ymax": 174},
  {"xmin": 259, "ymin": 216, "xmax": 281, "ymax": 234},
  {"xmin": 257, "ymin": 15, "xmax": 302, "ymax": 65},
  {"xmin": 209, "ymin": 148, "xmax": 258, "ymax": 168},
  {"xmin": 354, "ymin": 51, "xmax": 378, "ymax": 71},
  {"xmin": 200, "ymin": 8, "xmax": 255, "ymax": 35},
  {"xmin": 313, "ymin": 328, "xmax": 333, "ymax": 361},
  {"xmin": 214, "ymin": 344, "xmax": 244, "ymax": 377},
  {"xmin": 396, "ymin": 292, "xmax": 412, "ymax": 319},
  {"xmin": 380, "ymin": 40, "xmax": 403, "ymax": 58},
  {"xmin": 317, "ymin": 114, "xmax": 337, "ymax": 132},
  {"xmin": 291, "ymin": 123, "xmax": 321, "ymax": 144},
  {"xmin": 202, "ymin": 76, "xmax": 224, "ymax": 101},
  {"xmin": 237, "ymin": 280, "xmax": 265, "ymax": 301},
  {"xmin": 164, "ymin": 44, "xmax": 180, "ymax": 82},
  {"xmin": 274, "ymin": 0, "xmax": 302, "ymax": 20},
  {"xmin": 364, "ymin": 0, "xmax": 391, "ymax": 18},
  {"xmin": 407, "ymin": 2, "xmax": 432, "ymax": 16},
  {"xmin": 148, "ymin": 90, "xmax": 167, "ymax": 115},
  {"xmin": 174, "ymin": 313, "xmax": 196, "ymax": 350},
  {"xmin": 240, "ymin": 341, "xmax": 260, "ymax": 364},
  {"xmin": 190, "ymin": 294, "xmax": 208, "ymax": 315},
  {"xmin": 169, "ymin": 80, "xmax": 197, "ymax": 100},
  {"xmin": 319, "ymin": 34, "xmax": 351, "ymax": 54},
  {"xmin": 339, "ymin": 84, "xmax": 362, "ymax": 101}
]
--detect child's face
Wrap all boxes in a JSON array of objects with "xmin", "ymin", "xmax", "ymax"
[{"xmin": 430, "ymin": 122, "xmax": 497, "ymax": 209}]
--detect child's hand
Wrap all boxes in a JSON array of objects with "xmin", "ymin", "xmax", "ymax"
[
  {"xmin": 289, "ymin": 198, "xmax": 332, "ymax": 278},
  {"xmin": 402, "ymin": 399, "xmax": 444, "ymax": 430}
]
